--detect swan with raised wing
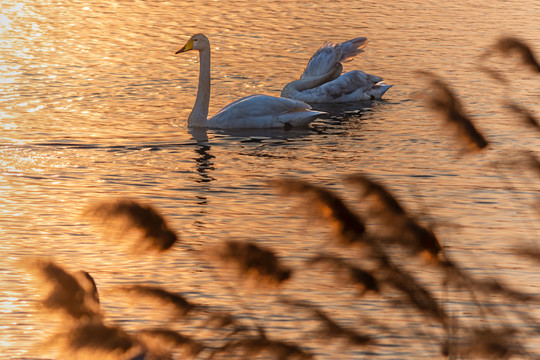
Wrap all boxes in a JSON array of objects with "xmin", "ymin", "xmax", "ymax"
[
  {"xmin": 175, "ymin": 34, "xmax": 326, "ymax": 129},
  {"xmin": 281, "ymin": 37, "xmax": 392, "ymax": 103}
]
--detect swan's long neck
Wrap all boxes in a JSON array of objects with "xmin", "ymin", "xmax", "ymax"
[
  {"xmin": 188, "ymin": 47, "xmax": 211, "ymax": 127},
  {"xmin": 281, "ymin": 63, "xmax": 343, "ymax": 98}
]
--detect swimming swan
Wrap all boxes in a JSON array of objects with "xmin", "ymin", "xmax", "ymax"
[
  {"xmin": 175, "ymin": 34, "xmax": 326, "ymax": 129},
  {"xmin": 281, "ymin": 37, "xmax": 392, "ymax": 103}
]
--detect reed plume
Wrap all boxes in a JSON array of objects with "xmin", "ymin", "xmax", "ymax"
[
  {"xmin": 271, "ymin": 178, "xmax": 366, "ymax": 246},
  {"xmin": 419, "ymin": 70, "xmax": 488, "ymax": 152},
  {"xmin": 84, "ymin": 199, "xmax": 178, "ymax": 252},
  {"xmin": 31, "ymin": 259, "xmax": 100, "ymax": 321},
  {"xmin": 494, "ymin": 37, "xmax": 540, "ymax": 73},
  {"xmin": 307, "ymin": 254, "xmax": 379, "ymax": 295},
  {"xmin": 118, "ymin": 285, "xmax": 197, "ymax": 318},
  {"xmin": 213, "ymin": 240, "xmax": 291, "ymax": 286}
]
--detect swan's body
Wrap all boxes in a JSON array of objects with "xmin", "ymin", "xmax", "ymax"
[
  {"xmin": 176, "ymin": 34, "xmax": 325, "ymax": 129},
  {"xmin": 281, "ymin": 37, "xmax": 392, "ymax": 103}
]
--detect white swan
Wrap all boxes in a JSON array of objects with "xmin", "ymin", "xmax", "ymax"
[
  {"xmin": 281, "ymin": 37, "xmax": 392, "ymax": 103},
  {"xmin": 175, "ymin": 34, "xmax": 326, "ymax": 129}
]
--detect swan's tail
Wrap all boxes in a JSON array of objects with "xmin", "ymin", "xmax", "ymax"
[
  {"xmin": 281, "ymin": 109, "xmax": 327, "ymax": 127},
  {"xmin": 370, "ymin": 84, "xmax": 393, "ymax": 99}
]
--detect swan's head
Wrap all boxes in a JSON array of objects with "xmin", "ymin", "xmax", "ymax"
[{"xmin": 175, "ymin": 33, "xmax": 210, "ymax": 54}]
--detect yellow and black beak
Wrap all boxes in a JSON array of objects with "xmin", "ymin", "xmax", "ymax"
[{"xmin": 175, "ymin": 39, "xmax": 194, "ymax": 54}]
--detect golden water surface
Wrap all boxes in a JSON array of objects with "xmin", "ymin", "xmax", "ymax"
[{"xmin": 1, "ymin": 0, "xmax": 539, "ymax": 358}]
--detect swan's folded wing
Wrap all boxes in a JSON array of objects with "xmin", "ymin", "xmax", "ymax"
[{"xmin": 209, "ymin": 95, "xmax": 325, "ymax": 128}]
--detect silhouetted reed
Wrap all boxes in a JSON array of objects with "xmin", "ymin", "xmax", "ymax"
[
  {"xmin": 471, "ymin": 278, "xmax": 535, "ymax": 303},
  {"xmin": 523, "ymin": 151, "xmax": 540, "ymax": 176},
  {"xmin": 212, "ymin": 240, "xmax": 292, "ymax": 286},
  {"xmin": 280, "ymin": 298, "xmax": 380, "ymax": 351},
  {"xmin": 514, "ymin": 246, "xmax": 540, "ymax": 264},
  {"xmin": 271, "ymin": 178, "xmax": 366, "ymax": 246},
  {"xmin": 50, "ymin": 321, "xmax": 144, "ymax": 359},
  {"xmin": 379, "ymin": 258, "xmax": 449, "ymax": 326},
  {"xmin": 84, "ymin": 199, "xmax": 178, "ymax": 252},
  {"xmin": 442, "ymin": 327, "xmax": 525, "ymax": 359},
  {"xmin": 118, "ymin": 284, "xmax": 197, "ymax": 318},
  {"xmin": 202, "ymin": 311, "xmax": 249, "ymax": 335},
  {"xmin": 346, "ymin": 174, "xmax": 442, "ymax": 261},
  {"xmin": 419, "ymin": 70, "xmax": 489, "ymax": 152},
  {"xmin": 31, "ymin": 259, "xmax": 100, "ymax": 321},
  {"xmin": 479, "ymin": 37, "xmax": 539, "ymax": 84},
  {"xmin": 505, "ymin": 101, "xmax": 540, "ymax": 130},
  {"xmin": 136, "ymin": 328, "xmax": 205, "ymax": 359},
  {"xmin": 311, "ymin": 309, "xmax": 374, "ymax": 346},
  {"xmin": 478, "ymin": 63, "xmax": 509, "ymax": 84},
  {"xmin": 345, "ymin": 174, "xmax": 406, "ymax": 218},
  {"xmin": 307, "ymin": 254, "xmax": 379, "ymax": 295},
  {"xmin": 440, "ymin": 255, "xmax": 536, "ymax": 303},
  {"xmin": 30, "ymin": 164, "xmax": 540, "ymax": 358},
  {"xmin": 211, "ymin": 337, "xmax": 314, "ymax": 360}
]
